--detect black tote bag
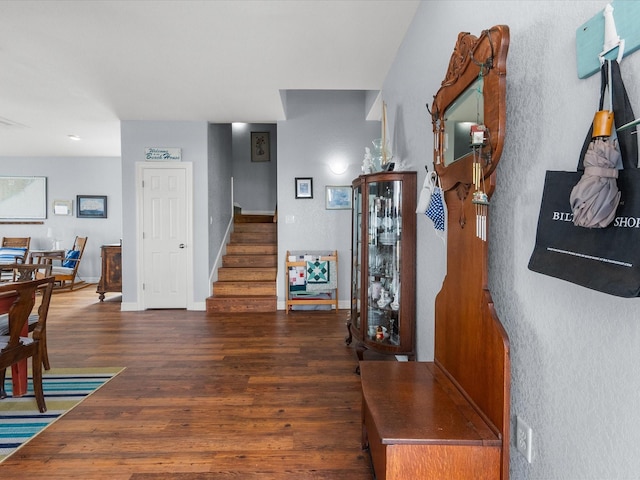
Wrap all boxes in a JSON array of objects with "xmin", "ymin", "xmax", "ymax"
[{"xmin": 528, "ymin": 60, "xmax": 640, "ymax": 297}]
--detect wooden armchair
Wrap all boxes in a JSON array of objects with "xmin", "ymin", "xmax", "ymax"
[
  {"xmin": 0, "ymin": 277, "xmax": 54, "ymax": 412},
  {"xmin": 0, "ymin": 237, "xmax": 31, "ymax": 281},
  {"xmin": 44, "ymin": 236, "xmax": 88, "ymax": 291},
  {"xmin": 0, "ymin": 263, "xmax": 54, "ymax": 370}
]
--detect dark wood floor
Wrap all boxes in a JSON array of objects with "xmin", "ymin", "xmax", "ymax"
[{"xmin": 0, "ymin": 287, "xmax": 373, "ymax": 479}]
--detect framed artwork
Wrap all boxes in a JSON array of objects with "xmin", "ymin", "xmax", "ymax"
[
  {"xmin": 251, "ymin": 131, "xmax": 270, "ymax": 162},
  {"xmin": 77, "ymin": 195, "xmax": 107, "ymax": 218},
  {"xmin": 0, "ymin": 176, "xmax": 47, "ymax": 219},
  {"xmin": 325, "ymin": 185, "xmax": 352, "ymax": 210},
  {"xmin": 53, "ymin": 199, "xmax": 73, "ymax": 216},
  {"xmin": 295, "ymin": 177, "xmax": 313, "ymax": 199}
]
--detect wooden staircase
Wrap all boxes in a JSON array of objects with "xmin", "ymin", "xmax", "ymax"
[{"xmin": 206, "ymin": 215, "xmax": 277, "ymax": 313}]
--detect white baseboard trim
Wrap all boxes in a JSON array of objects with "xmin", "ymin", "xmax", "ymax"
[
  {"xmin": 121, "ymin": 301, "xmax": 207, "ymax": 312},
  {"xmin": 238, "ymin": 210, "xmax": 275, "ymax": 216},
  {"xmin": 276, "ymin": 299, "xmax": 350, "ymax": 311}
]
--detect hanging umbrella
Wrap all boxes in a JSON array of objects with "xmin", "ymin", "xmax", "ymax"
[{"xmin": 570, "ymin": 137, "xmax": 621, "ymax": 228}]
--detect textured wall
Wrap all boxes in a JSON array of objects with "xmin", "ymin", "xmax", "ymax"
[
  {"xmin": 276, "ymin": 90, "xmax": 381, "ymax": 307},
  {"xmin": 231, "ymin": 123, "xmax": 278, "ymax": 213},
  {"xmin": 384, "ymin": 1, "xmax": 640, "ymax": 478},
  {"xmin": 120, "ymin": 120, "xmax": 211, "ymax": 307},
  {"xmin": 0, "ymin": 156, "xmax": 122, "ymax": 282}
]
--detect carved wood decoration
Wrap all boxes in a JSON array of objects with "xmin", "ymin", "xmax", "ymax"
[{"xmin": 430, "ymin": 25, "xmax": 511, "ymax": 480}]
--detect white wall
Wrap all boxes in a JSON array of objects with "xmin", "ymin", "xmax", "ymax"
[
  {"xmin": 231, "ymin": 123, "xmax": 277, "ymax": 214},
  {"xmin": 384, "ymin": 1, "xmax": 640, "ymax": 478},
  {"xmin": 0, "ymin": 157, "xmax": 122, "ymax": 282},
  {"xmin": 120, "ymin": 120, "xmax": 212, "ymax": 309},
  {"xmin": 276, "ymin": 90, "xmax": 381, "ymax": 308},
  {"xmin": 208, "ymin": 123, "xmax": 233, "ymax": 277}
]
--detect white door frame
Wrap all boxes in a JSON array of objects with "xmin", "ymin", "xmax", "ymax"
[{"xmin": 135, "ymin": 161, "xmax": 194, "ymax": 310}]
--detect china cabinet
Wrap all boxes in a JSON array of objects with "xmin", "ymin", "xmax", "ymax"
[
  {"xmin": 346, "ymin": 170, "xmax": 416, "ymax": 361},
  {"xmin": 97, "ymin": 244, "xmax": 122, "ymax": 301}
]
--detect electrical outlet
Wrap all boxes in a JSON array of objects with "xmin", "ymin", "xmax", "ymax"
[{"xmin": 516, "ymin": 416, "xmax": 533, "ymax": 463}]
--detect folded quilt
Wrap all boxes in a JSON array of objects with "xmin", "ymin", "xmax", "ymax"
[{"xmin": 306, "ymin": 260, "xmax": 329, "ymax": 284}]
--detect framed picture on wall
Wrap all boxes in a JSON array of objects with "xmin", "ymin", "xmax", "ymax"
[
  {"xmin": 77, "ymin": 195, "xmax": 107, "ymax": 218},
  {"xmin": 295, "ymin": 177, "xmax": 313, "ymax": 199},
  {"xmin": 325, "ymin": 185, "xmax": 352, "ymax": 210},
  {"xmin": 0, "ymin": 176, "xmax": 47, "ymax": 220},
  {"xmin": 53, "ymin": 199, "xmax": 73, "ymax": 216},
  {"xmin": 251, "ymin": 131, "xmax": 270, "ymax": 162}
]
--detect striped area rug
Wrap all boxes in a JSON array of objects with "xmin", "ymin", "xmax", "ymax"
[{"xmin": 0, "ymin": 367, "xmax": 124, "ymax": 462}]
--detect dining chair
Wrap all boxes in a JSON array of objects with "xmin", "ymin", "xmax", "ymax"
[
  {"xmin": 0, "ymin": 264, "xmax": 54, "ymax": 370},
  {"xmin": 0, "ymin": 277, "xmax": 54, "ymax": 412}
]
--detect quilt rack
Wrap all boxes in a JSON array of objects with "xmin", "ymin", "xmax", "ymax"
[{"xmin": 285, "ymin": 250, "xmax": 338, "ymax": 313}]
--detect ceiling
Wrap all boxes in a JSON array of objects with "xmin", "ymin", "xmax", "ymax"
[{"xmin": 0, "ymin": 0, "xmax": 420, "ymax": 158}]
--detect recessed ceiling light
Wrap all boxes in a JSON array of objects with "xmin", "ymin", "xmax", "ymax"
[{"xmin": 68, "ymin": 135, "xmax": 81, "ymax": 141}]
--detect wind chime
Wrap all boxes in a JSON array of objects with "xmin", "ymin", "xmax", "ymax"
[{"xmin": 470, "ymin": 72, "xmax": 489, "ymax": 242}]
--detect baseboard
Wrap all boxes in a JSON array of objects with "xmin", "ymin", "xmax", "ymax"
[
  {"xmin": 238, "ymin": 210, "xmax": 275, "ymax": 216},
  {"xmin": 120, "ymin": 301, "xmax": 207, "ymax": 311}
]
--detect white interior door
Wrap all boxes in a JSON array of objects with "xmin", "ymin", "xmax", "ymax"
[{"xmin": 141, "ymin": 166, "xmax": 188, "ymax": 309}]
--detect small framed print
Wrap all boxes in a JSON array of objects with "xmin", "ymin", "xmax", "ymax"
[
  {"xmin": 53, "ymin": 199, "xmax": 73, "ymax": 216},
  {"xmin": 325, "ymin": 185, "xmax": 352, "ymax": 210},
  {"xmin": 295, "ymin": 177, "xmax": 313, "ymax": 199},
  {"xmin": 77, "ymin": 195, "xmax": 107, "ymax": 218},
  {"xmin": 251, "ymin": 132, "xmax": 270, "ymax": 162}
]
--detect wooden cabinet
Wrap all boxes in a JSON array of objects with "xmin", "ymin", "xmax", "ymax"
[
  {"xmin": 347, "ymin": 171, "xmax": 416, "ymax": 360},
  {"xmin": 97, "ymin": 244, "xmax": 122, "ymax": 301}
]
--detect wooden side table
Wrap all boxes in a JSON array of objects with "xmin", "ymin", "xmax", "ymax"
[
  {"xmin": 30, "ymin": 249, "xmax": 65, "ymax": 264},
  {"xmin": 97, "ymin": 244, "xmax": 122, "ymax": 301}
]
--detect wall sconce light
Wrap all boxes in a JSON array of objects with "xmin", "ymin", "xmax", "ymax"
[{"xmin": 328, "ymin": 156, "xmax": 349, "ymax": 175}]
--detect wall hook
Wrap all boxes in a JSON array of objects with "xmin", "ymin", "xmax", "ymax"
[{"xmin": 599, "ymin": 3, "xmax": 625, "ymax": 64}]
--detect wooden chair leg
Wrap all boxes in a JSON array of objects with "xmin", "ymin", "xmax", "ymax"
[
  {"xmin": 40, "ymin": 331, "xmax": 50, "ymax": 371},
  {"xmin": 32, "ymin": 350, "xmax": 46, "ymax": 413},
  {"xmin": 0, "ymin": 368, "xmax": 6, "ymax": 399}
]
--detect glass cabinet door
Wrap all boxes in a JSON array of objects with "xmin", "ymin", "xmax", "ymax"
[
  {"xmin": 365, "ymin": 179, "xmax": 403, "ymax": 346},
  {"xmin": 351, "ymin": 182, "xmax": 363, "ymax": 331},
  {"xmin": 348, "ymin": 170, "xmax": 415, "ymax": 361}
]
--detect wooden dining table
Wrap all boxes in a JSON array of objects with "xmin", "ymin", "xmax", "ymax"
[{"xmin": 0, "ymin": 289, "xmax": 29, "ymax": 397}]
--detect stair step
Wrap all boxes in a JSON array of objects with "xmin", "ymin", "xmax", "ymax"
[
  {"xmin": 223, "ymin": 254, "xmax": 277, "ymax": 268},
  {"xmin": 218, "ymin": 267, "xmax": 276, "ymax": 281},
  {"xmin": 234, "ymin": 223, "xmax": 277, "ymax": 234},
  {"xmin": 226, "ymin": 244, "xmax": 277, "ymax": 255},
  {"xmin": 206, "ymin": 295, "xmax": 277, "ymax": 313},
  {"xmin": 230, "ymin": 232, "xmax": 277, "ymax": 244},
  {"xmin": 213, "ymin": 281, "xmax": 276, "ymax": 296},
  {"xmin": 234, "ymin": 214, "xmax": 275, "ymax": 224}
]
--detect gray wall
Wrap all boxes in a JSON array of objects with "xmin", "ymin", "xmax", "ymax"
[
  {"xmin": 0, "ymin": 157, "xmax": 122, "ymax": 283},
  {"xmin": 120, "ymin": 120, "xmax": 213, "ymax": 309},
  {"xmin": 232, "ymin": 123, "xmax": 277, "ymax": 214},
  {"xmin": 276, "ymin": 90, "xmax": 380, "ymax": 307},
  {"xmin": 384, "ymin": 1, "xmax": 640, "ymax": 478},
  {"xmin": 208, "ymin": 123, "xmax": 233, "ymax": 277}
]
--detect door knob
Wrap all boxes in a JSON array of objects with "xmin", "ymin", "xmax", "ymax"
[{"xmin": 179, "ymin": 244, "xmax": 185, "ymax": 249}]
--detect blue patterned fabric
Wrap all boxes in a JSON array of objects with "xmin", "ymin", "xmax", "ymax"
[
  {"xmin": 426, "ymin": 187, "xmax": 446, "ymax": 231},
  {"xmin": 0, "ymin": 247, "xmax": 27, "ymax": 264},
  {"xmin": 62, "ymin": 250, "xmax": 80, "ymax": 268},
  {"xmin": 306, "ymin": 260, "xmax": 329, "ymax": 283}
]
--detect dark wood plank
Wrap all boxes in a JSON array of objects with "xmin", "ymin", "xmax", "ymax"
[{"xmin": 0, "ymin": 288, "xmax": 372, "ymax": 479}]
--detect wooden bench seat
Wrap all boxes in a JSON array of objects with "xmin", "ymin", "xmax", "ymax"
[{"xmin": 360, "ymin": 361, "xmax": 501, "ymax": 480}]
